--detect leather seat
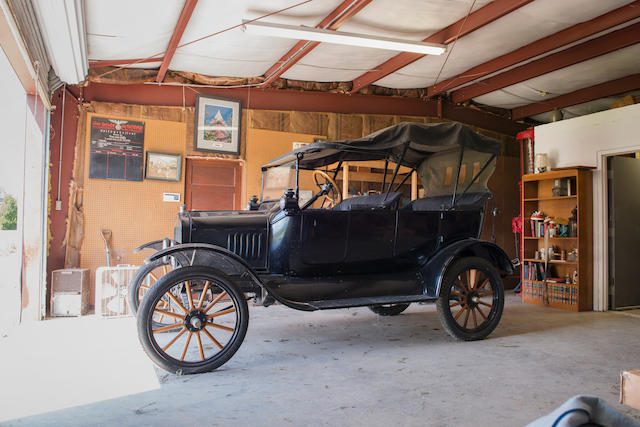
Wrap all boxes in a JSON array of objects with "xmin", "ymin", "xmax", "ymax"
[
  {"xmin": 332, "ymin": 192, "xmax": 403, "ymax": 211},
  {"xmin": 405, "ymin": 192, "xmax": 490, "ymax": 211}
]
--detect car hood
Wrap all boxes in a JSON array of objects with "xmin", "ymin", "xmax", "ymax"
[{"xmin": 175, "ymin": 210, "xmax": 270, "ymax": 269}]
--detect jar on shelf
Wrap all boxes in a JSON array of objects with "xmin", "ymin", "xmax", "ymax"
[
  {"xmin": 568, "ymin": 206, "xmax": 578, "ymax": 237},
  {"xmin": 534, "ymin": 153, "xmax": 548, "ymax": 173}
]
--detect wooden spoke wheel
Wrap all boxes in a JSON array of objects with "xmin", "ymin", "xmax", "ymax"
[
  {"xmin": 436, "ymin": 257, "xmax": 504, "ymax": 341},
  {"xmin": 137, "ymin": 266, "xmax": 249, "ymax": 374},
  {"xmin": 128, "ymin": 258, "xmax": 186, "ymax": 328},
  {"xmin": 312, "ymin": 170, "xmax": 342, "ymax": 208},
  {"xmin": 368, "ymin": 303, "xmax": 410, "ymax": 316}
]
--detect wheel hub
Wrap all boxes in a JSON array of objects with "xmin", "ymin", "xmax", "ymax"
[
  {"xmin": 184, "ymin": 310, "xmax": 207, "ymax": 332},
  {"xmin": 466, "ymin": 292, "xmax": 480, "ymax": 308}
]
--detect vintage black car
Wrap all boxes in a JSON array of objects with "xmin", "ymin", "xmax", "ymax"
[{"xmin": 132, "ymin": 122, "xmax": 513, "ymax": 375}]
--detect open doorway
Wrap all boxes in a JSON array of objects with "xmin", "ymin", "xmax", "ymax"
[{"xmin": 607, "ymin": 153, "xmax": 640, "ymax": 309}]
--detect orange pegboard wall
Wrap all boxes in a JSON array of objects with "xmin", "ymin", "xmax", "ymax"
[{"xmin": 81, "ymin": 113, "xmax": 186, "ymax": 308}]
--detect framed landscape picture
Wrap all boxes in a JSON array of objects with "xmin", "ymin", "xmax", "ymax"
[
  {"xmin": 145, "ymin": 151, "xmax": 182, "ymax": 182},
  {"xmin": 194, "ymin": 95, "xmax": 241, "ymax": 155}
]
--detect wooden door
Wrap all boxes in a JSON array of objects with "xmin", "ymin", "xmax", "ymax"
[{"xmin": 185, "ymin": 159, "xmax": 242, "ymax": 211}]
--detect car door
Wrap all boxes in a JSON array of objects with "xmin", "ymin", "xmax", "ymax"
[
  {"xmin": 345, "ymin": 210, "xmax": 395, "ymax": 263},
  {"xmin": 300, "ymin": 210, "xmax": 348, "ymax": 266}
]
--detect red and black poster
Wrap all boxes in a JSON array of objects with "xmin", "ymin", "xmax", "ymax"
[{"xmin": 89, "ymin": 117, "xmax": 145, "ymax": 181}]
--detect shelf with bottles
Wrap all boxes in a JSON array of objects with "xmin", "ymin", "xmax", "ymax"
[
  {"xmin": 523, "ymin": 195, "xmax": 577, "ymax": 202},
  {"xmin": 523, "ymin": 241, "xmax": 579, "ymax": 263},
  {"xmin": 522, "ymin": 259, "xmax": 578, "ymax": 265},
  {"xmin": 523, "ymin": 236, "xmax": 577, "ymax": 240}
]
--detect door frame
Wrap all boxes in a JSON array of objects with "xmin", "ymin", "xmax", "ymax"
[
  {"xmin": 595, "ymin": 145, "xmax": 640, "ymax": 311},
  {"xmin": 184, "ymin": 157, "xmax": 246, "ymax": 210}
]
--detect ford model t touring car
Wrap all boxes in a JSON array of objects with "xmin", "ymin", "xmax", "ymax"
[{"xmin": 131, "ymin": 122, "xmax": 513, "ymax": 374}]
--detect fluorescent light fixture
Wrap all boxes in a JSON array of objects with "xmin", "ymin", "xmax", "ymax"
[{"xmin": 243, "ymin": 20, "xmax": 446, "ymax": 56}]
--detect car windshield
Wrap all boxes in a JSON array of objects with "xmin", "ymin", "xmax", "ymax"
[{"xmin": 261, "ymin": 163, "xmax": 323, "ymax": 207}]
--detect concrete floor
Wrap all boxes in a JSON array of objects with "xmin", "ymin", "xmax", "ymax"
[{"xmin": 1, "ymin": 294, "xmax": 639, "ymax": 427}]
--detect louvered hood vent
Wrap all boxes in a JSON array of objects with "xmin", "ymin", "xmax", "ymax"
[{"xmin": 227, "ymin": 232, "xmax": 264, "ymax": 259}]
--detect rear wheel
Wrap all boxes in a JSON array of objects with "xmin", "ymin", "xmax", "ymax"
[
  {"xmin": 436, "ymin": 257, "xmax": 504, "ymax": 341},
  {"xmin": 368, "ymin": 303, "xmax": 410, "ymax": 316},
  {"xmin": 137, "ymin": 266, "xmax": 249, "ymax": 374},
  {"xmin": 128, "ymin": 258, "xmax": 182, "ymax": 328}
]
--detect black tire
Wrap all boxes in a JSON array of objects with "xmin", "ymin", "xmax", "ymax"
[
  {"xmin": 137, "ymin": 266, "xmax": 249, "ymax": 374},
  {"xmin": 436, "ymin": 257, "xmax": 504, "ymax": 341},
  {"xmin": 368, "ymin": 303, "xmax": 410, "ymax": 316}
]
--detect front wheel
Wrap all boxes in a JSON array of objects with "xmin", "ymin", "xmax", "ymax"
[
  {"xmin": 436, "ymin": 257, "xmax": 504, "ymax": 341},
  {"xmin": 137, "ymin": 266, "xmax": 249, "ymax": 374}
]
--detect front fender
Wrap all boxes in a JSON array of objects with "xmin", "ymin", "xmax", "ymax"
[
  {"xmin": 147, "ymin": 243, "xmax": 315, "ymax": 312},
  {"xmin": 147, "ymin": 243, "xmax": 260, "ymax": 282},
  {"xmin": 420, "ymin": 238, "xmax": 514, "ymax": 298}
]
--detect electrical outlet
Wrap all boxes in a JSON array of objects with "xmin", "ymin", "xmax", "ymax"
[{"xmin": 55, "ymin": 200, "xmax": 62, "ymax": 210}]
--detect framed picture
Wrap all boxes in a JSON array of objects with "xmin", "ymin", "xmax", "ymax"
[
  {"xmin": 145, "ymin": 151, "xmax": 182, "ymax": 182},
  {"xmin": 194, "ymin": 94, "xmax": 241, "ymax": 155}
]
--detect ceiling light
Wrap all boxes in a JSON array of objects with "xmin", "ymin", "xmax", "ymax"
[{"xmin": 243, "ymin": 20, "xmax": 446, "ymax": 56}]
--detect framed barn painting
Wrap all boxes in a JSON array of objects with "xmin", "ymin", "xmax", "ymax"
[
  {"xmin": 194, "ymin": 95, "xmax": 241, "ymax": 155},
  {"xmin": 145, "ymin": 151, "xmax": 182, "ymax": 182}
]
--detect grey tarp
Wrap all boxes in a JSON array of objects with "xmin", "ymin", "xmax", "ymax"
[
  {"xmin": 525, "ymin": 395, "xmax": 640, "ymax": 427},
  {"xmin": 261, "ymin": 122, "xmax": 503, "ymax": 171}
]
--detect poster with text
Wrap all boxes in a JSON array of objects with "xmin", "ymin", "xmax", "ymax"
[{"xmin": 89, "ymin": 117, "xmax": 145, "ymax": 181}]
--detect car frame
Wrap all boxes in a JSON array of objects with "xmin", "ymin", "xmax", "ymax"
[{"xmin": 133, "ymin": 122, "xmax": 514, "ymax": 374}]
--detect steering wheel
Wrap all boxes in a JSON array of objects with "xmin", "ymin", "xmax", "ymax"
[{"xmin": 312, "ymin": 170, "xmax": 343, "ymax": 208}]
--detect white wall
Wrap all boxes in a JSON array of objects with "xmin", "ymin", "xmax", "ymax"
[
  {"xmin": 535, "ymin": 103, "xmax": 640, "ymax": 169},
  {"xmin": 535, "ymin": 103, "xmax": 640, "ymax": 311}
]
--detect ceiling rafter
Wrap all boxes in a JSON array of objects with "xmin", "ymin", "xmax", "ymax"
[
  {"xmin": 89, "ymin": 58, "xmax": 163, "ymax": 67},
  {"xmin": 428, "ymin": 0, "xmax": 640, "ymax": 98},
  {"xmin": 261, "ymin": 0, "xmax": 372, "ymax": 87},
  {"xmin": 156, "ymin": 0, "xmax": 199, "ymax": 83},
  {"xmin": 511, "ymin": 73, "xmax": 640, "ymax": 119},
  {"xmin": 350, "ymin": 0, "xmax": 535, "ymax": 93},
  {"xmin": 451, "ymin": 21, "xmax": 640, "ymax": 104}
]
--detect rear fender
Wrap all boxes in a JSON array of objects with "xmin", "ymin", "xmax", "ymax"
[
  {"xmin": 147, "ymin": 243, "xmax": 315, "ymax": 312},
  {"xmin": 420, "ymin": 239, "xmax": 514, "ymax": 298}
]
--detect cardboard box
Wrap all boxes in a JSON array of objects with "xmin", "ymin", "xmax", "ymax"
[{"xmin": 620, "ymin": 370, "xmax": 640, "ymax": 410}]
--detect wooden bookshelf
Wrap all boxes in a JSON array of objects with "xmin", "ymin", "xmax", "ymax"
[{"xmin": 521, "ymin": 169, "xmax": 592, "ymax": 311}]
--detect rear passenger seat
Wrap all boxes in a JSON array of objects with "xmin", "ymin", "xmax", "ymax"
[
  {"xmin": 332, "ymin": 192, "xmax": 403, "ymax": 211},
  {"xmin": 405, "ymin": 192, "xmax": 491, "ymax": 211}
]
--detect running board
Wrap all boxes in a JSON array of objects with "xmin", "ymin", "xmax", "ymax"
[{"xmin": 306, "ymin": 295, "xmax": 437, "ymax": 310}]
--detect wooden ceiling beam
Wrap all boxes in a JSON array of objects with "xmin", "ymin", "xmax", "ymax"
[
  {"xmin": 350, "ymin": 0, "xmax": 535, "ymax": 93},
  {"xmin": 155, "ymin": 0, "xmax": 199, "ymax": 83},
  {"xmin": 428, "ymin": 0, "xmax": 640, "ymax": 97},
  {"xmin": 511, "ymin": 73, "xmax": 640, "ymax": 119},
  {"xmin": 83, "ymin": 82, "xmax": 527, "ymax": 135},
  {"xmin": 451, "ymin": 21, "xmax": 640, "ymax": 104},
  {"xmin": 89, "ymin": 58, "xmax": 163, "ymax": 67},
  {"xmin": 261, "ymin": 0, "xmax": 372, "ymax": 87}
]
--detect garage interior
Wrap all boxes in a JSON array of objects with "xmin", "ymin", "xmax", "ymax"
[{"xmin": 1, "ymin": 0, "xmax": 640, "ymax": 425}]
